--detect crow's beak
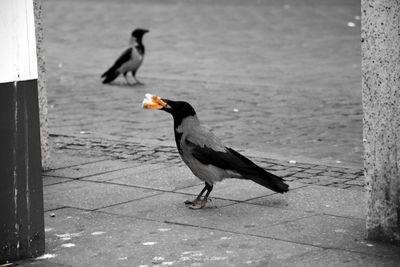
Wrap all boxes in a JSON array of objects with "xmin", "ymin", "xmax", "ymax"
[{"xmin": 142, "ymin": 93, "xmax": 167, "ymax": 109}]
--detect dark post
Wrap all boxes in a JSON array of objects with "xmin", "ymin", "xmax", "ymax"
[{"xmin": 0, "ymin": 0, "xmax": 45, "ymax": 263}]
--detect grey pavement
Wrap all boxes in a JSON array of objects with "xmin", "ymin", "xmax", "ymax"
[
  {"xmin": 14, "ymin": 148, "xmax": 400, "ymax": 266},
  {"xmin": 11, "ymin": 0, "xmax": 400, "ymax": 266}
]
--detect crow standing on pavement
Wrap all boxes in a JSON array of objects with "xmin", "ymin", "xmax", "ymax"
[
  {"xmin": 142, "ymin": 94, "xmax": 289, "ymax": 209},
  {"xmin": 101, "ymin": 28, "xmax": 149, "ymax": 85}
]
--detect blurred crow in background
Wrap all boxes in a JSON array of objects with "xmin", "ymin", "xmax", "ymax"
[{"xmin": 102, "ymin": 28, "xmax": 149, "ymax": 85}]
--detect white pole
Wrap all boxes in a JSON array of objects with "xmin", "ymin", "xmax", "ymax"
[{"xmin": 0, "ymin": 0, "xmax": 38, "ymax": 83}]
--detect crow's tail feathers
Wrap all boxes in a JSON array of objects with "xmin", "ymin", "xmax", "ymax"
[
  {"xmin": 226, "ymin": 148, "xmax": 289, "ymax": 193},
  {"xmin": 101, "ymin": 67, "xmax": 119, "ymax": 84},
  {"xmin": 248, "ymin": 171, "xmax": 289, "ymax": 193}
]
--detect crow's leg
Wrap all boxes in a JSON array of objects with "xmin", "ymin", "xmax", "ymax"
[
  {"xmin": 203, "ymin": 184, "xmax": 213, "ymax": 201},
  {"xmin": 185, "ymin": 184, "xmax": 207, "ymax": 205},
  {"xmin": 123, "ymin": 72, "xmax": 131, "ymax": 84},
  {"xmin": 188, "ymin": 183, "xmax": 213, "ymax": 209},
  {"xmin": 132, "ymin": 71, "xmax": 144, "ymax": 85},
  {"xmin": 133, "ymin": 76, "xmax": 144, "ymax": 85}
]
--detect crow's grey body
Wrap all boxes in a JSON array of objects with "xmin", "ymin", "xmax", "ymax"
[
  {"xmin": 117, "ymin": 45, "xmax": 143, "ymax": 75},
  {"xmin": 176, "ymin": 116, "xmax": 242, "ymax": 185}
]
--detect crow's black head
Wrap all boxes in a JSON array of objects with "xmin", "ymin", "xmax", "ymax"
[
  {"xmin": 131, "ymin": 28, "xmax": 149, "ymax": 38},
  {"xmin": 164, "ymin": 100, "xmax": 196, "ymax": 128},
  {"xmin": 161, "ymin": 99, "xmax": 196, "ymax": 122},
  {"xmin": 142, "ymin": 94, "xmax": 197, "ymax": 127}
]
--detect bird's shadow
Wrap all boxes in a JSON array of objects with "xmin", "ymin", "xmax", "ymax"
[
  {"xmin": 252, "ymin": 197, "xmax": 288, "ymax": 208},
  {"xmin": 103, "ymin": 81, "xmax": 145, "ymax": 87}
]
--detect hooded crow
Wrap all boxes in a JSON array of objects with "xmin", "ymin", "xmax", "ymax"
[
  {"xmin": 143, "ymin": 94, "xmax": 289, "ymax": 209},
  {"xmin": 101, "ymin": 28, "xmax": 149, "ymax": 85}
]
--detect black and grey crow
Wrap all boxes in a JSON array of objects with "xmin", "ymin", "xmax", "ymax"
[
  {"xmin": 143, "ymin": 94, "xmax": 289, "ymax": 209},
  {"xmin": 101, "ymin": 28, "xmax": 149, "ymax": 85}
]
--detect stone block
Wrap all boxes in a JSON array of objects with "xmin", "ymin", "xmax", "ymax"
[
  {"xmin": 101, "ymin": 191, "xmax": 235, "ymax": 220},
  {"xmin": 272, "ymin": 170, "xmax": 297, "ymax": 177},
  {"xmin": 81, "ymin": 163, "xmax": 169, "ymax": 182},
  {"xmin": 44, "ymin": 160, "xmax": 137, "ymax": 179},
  {"xmin": 41, "ymin": 208, "xmax": 319, "ymax": 266},
  {"xmin": 312, "ymin": 176, "xmax": 336, "ymax": 186},
  {"xmin": 104, "ymin": 193, "xmax": 310, "ymax": 234},
  {"xmin": 303, "ymin": 169, "xmax": 324, "ymax": 175},
  {"xmin": 339, "ymin": 173, "xmax": 358, "ymax": 180},
  {"xmin": 249, "ymin": 185, "xmax": 366, "ymax": 219},
  {"xmin": 43, "ymin": 176, "xmax": 72, "ymax": 186},
  {"xmin": 290, "ymin": 172, "xmax": 310, "ymax": 179},
  {"xmin": 258, "ymin": 214, "xmax": 397, "ymax": 256},
  {"xmin": 45, "ymin": 151, "xmax": 108, "ymax": 171},
  {"xmin": 321, "ymin": 171, "xmax": 343, "ymax": 178},
  {"xmin": 44, "ymin": 180, "xmax": 159, "ymax": 210},
  {"xmin": 329, "ymin": 183, "xmax": 351, "ymax": 189},
  {"xmin": 105, "ymin": 166, "xmax": 200, "ymax": 191},
  {"xmin": 344, "ymin": 179, "xmax": 365, "ymax": 186},
  {"xmin": 277, "ymin": 247, "xmax": 400, "ymax": 267}
]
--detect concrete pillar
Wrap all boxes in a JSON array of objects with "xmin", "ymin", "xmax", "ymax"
[
  {"xmin": 0, "ymin": 0, "xmax": 45, "ymax": 263},
  {"xmin": 362, "ymin": 0, "xmax": 400, "ymax": 244},
  {"xmin": 33, "ymin": 0, "xmax": 50, "ymax": 170}
]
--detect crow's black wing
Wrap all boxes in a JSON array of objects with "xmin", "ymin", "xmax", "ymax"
[
  {"xmin": 101, "ymin": 47, "xmax": 132, "ymax": 78},
  {"xmin": 188, "ymin": 140, "xmax": 288, "ymax": 193},
  {"xmin": 189, "ymin": 142, "xmax": 266, "ymax": 176},
  {"xmin": 110, "ymin": 47, "xmax": 132, "ymax": 70}
]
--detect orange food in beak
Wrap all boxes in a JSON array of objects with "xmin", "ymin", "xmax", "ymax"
[{"xmin": 142, "ymin": 93, "xmax": 167, "ymax": 109}]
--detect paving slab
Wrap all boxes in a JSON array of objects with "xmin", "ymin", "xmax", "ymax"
[
  {"xmin": 106, "ymin": 165, "xmax": 202, "ymax": 191},
  {"xmin": 44, "ymin": 203, "xmax": 66, "ymax": 213},
  {"xmin": 248, "ymin": 184, "xmax": 366, "ymax": 219},
  {"xmin": 44, "ymin": 180, "xmax": 160, "ymax": 210},
  {"xmin": 258, "ymin": 214, "xmax": 399, "ymax": 256},
  {"xmin": 277, "ymin": 248, "xmax": 400, "ymax": 267},
  {"xmin": 17, "ymin": 261, "xmax": 71, "ymax": 267},
  {"xmin": 43, "ymin": 176, "xmax": 73, "ymax": 186},
  {"xmin": 37, "ymin": 208, "xmax": 320, "ymax": 267},
  {"xmin": 81, "ymin": 163, "xmax": 169, "ymax": 182},
  {"xmin": 44, "ymin": 159, "xmax": 139, "ymax": 179},
  {"xmin": 177, "ymin": 180, "xmax": 307, "ymax": 202},
  {"xmin": 46, "ymin": 150, "xmax": 108, "ymax": 170},
  {"xmin": 100, "ymin": 191, "xmax": 236, "ymax": 221},
  {"xmin": 102, "ymin": 194, "xmax": 311, "ymax": 234}
]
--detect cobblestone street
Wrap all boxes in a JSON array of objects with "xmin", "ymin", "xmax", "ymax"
[{"xmin": 43, "ymin": 0, "xmax": 362, "ymax": 166}]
